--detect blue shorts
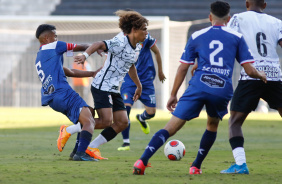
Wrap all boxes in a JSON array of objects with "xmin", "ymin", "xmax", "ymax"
[
  {"xmin": 120, "ymin": 84, "xmax": 156, "ymax": 107},
  {"xmin": 48, "ymin": 88, "xmax": 88, "ymax": 124},
  {"xmin": 172, "ymin": 86, "xmax": 230, "ymax": 121}
]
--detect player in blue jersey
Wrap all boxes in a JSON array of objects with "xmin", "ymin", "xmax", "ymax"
[
  {"xmin": 132, "ymin": 1, "xmax": 267, "ymax": 175},
  {"xmin": 117, "ymin": 33, "xmax": 166, "ymax": 151},
  {"xmin": 35, "ymin": 24, "xmax": 101, "ymax": 161}
]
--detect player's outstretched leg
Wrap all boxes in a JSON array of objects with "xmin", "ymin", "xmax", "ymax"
[
  {"xmin": 136, "ymin": 110, "xmax": 155, "ymax": 134},
  {"xmin": 133, "ymin": 129, "xmax": 169, "ymax": 175}
]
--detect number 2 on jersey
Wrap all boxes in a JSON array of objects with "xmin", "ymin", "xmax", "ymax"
[
  {"xmin": 209, "ymin": 40, "xmax": 223, "ymax": 67},
  {"xmin": 35, "ymin": 61, "xmax": 45, "ymax": 82}
]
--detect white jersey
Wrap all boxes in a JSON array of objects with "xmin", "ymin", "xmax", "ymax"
[
  {"xmin": 92, "ymin": 33, "xmax": 141, "ymax": 93},
  {"xmin": 228, "ymin": 11, "xmax": 282, "ymax": 81}
]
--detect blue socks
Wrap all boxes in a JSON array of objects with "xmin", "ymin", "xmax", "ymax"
[
  {"xmin": 77, "ymin": 130, "xmax": 92, "ymax": 153},
  {"xmin": 140, "ymin": 129, "xmax": 170, "ymax": 166},
  {"xmin": 121, "ymin": 106, "xmax": 131, "ymax": 140},
  {"xmin": 72, "ymin": 132, "xmax": 80, "ymax": 154},
  {"xmin": 192, "ymin": 129, "xmax": 217, "ymax": 168},
  {"xmin": 140, "ymin": 110, "xmax": 155, "ymax": 121}
]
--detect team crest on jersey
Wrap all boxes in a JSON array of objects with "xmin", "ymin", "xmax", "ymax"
[
  {"xmin": 123, "ymin": 93, "xmax": 128, "ymax": 100},
  {"xmin": 108, "ymin": 95, "xmax": 113, "ymax": 105},
  {"xmin": 200, "ymin": 74, "xmax": 225, "ymax": 88}
]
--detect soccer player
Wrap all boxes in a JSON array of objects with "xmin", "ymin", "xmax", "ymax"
[
  {"xmin": 67, "ymin": 10, "xmax": 148, "ymax": 158},
  {"xmin": 117, "ymin": 32, "xmax": 166, "ymax": 151},
  {"xmin": 35, "ymin": 24, "xmax": 100, "ymax": 161},
  {"xmin": 220, "ymin": 0, "xmax": 282, "ymax": 174},
  {"xmin": 132, "ymin": 1, "xmax": 267, "ymax": 175}
]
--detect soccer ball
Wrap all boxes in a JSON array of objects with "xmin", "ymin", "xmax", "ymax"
[{"xmin": 164, "ymin": 140, "xmax": 186, "ymax": 161}]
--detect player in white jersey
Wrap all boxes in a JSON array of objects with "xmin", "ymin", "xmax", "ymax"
[
  {"xmin": 69, "ymin": 10, "xmax": 148, "ymax": 159},
  {"xmin": 221, "ymin": 0, "xmax": 282, "ymax": 174}
]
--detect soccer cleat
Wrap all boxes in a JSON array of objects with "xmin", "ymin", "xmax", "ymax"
[
  {"xmin": 73, "ymin": 151, "xmax": 98, "ymax": 161},
  {"xmin": 117, "ymin": 143, "xmax": 130, "ymax": 151},
  {"xmin": 220, "ymin": 163, "xmax": 249, "ymax": 174},
  {"xmin": 189, "ymin": 166, "xmax": 202, "ymax": 175},
  {"xmin": 86, "ymin": 147, "xmax": 108, "ymax": 160},
  {"xmin": 57, "ymin": 125, "xmax": 71, "ymax": 152},
  {"xmin": 136, "ymin": 114, "xmax": 150, "ymax": 134},
  {"xmin": 133, "ymin": 159, "xmax": 151, "ymax": 175},
  {"xmin": 69, "ymin": 152, "xmax": 75, "ymax": 160}
]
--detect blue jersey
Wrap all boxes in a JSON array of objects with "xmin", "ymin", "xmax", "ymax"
[
  {"xmin": 35, "ymin": 41, "xmax": 76, "ymax": 106},
  {"xmin": 122, "ymin": 33, "xmax": 157, "ymax": 87},
  {"xmin": 180, "ymin": 26, "xmax": 254, "ymax": 99}
]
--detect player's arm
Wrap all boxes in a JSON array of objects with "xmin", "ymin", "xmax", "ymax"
[
  {"xmin": 151, "ymin": 44, "xmax": 166, "ymax": 83},
  {"xmin": 128, "ymin": 64, "xmax": 142, "ymax": 102},
  {"xmin": 167, "ymin": 63, "xmax": 190, "ymax": 112},
  {"xmin": 73, "ymin": 44, "xmax": 90, "ymax": 52},
  {"xmin": 63, "ymin": 67, "xmax": 101, "ymax": 78},
  {"xmin": 242, "ymin": 63, "xmax": 267, "ymax": 83},
  {"xmin": 74, "ymin": 41, "xmax": 107, "ymax": 64}
]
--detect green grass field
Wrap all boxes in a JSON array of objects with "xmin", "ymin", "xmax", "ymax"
[{"xmin": 0, "ymin": 108, "xmax": 281, "ymax": 184}]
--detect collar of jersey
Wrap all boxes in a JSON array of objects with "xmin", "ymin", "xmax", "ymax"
[
  {"xmin": 249, "ymin": 10, "xmax": 265, "ymax": 14},
  {"xmin": 126, "ymin": 35, "xmax": 136, "ymax": 49}
]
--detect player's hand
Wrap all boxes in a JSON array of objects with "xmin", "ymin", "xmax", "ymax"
[
  {"xmin": 166, "ymin": 95, "xmax": 178, "ymax": 112},
  {"xmin": 191, "ymin": 63, "xmax": 198, "ymax": 76},
  {"xmin": 74, "ymin": 55, "xmax": 86, "ymax": 65},
  {"xmin": 259, "ymin": 71, "xmax": 267, "ymax": 83},
  {"xmin": 158, "ymin": 71, "xmax": 166, "ymax": 83},
  {"xmin": 133, "ymin": 86, "xmax": 142, "ymax": 102}
]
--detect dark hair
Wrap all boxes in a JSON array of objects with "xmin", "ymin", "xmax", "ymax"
[
  {"xmin": 252, "ymin": 0, "xmax": 265, "ymax": 6},
  {"xmin": 115, "ymin": 10, "xmax": 148, "ymax": 34},
  {"xmin": 210, "ymin": 1, "xmax": 230, "ymax": 18},
  {"xmin": 35, "ymin": 24, "xmax": 56, "ymax": 39}
]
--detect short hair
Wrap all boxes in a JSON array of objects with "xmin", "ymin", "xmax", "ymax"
[
  {"xmin": 250, "ymin": 0, "xmax": 265, "ymax": 6},
  {"xmin": 115, "ymin": 10, "xmax": 148, "ymax": 34},
  {"xmin": 35, "ymin": 24, "xmax": 56, "ymax": 39},
  {"xmin": 210, "ymin": 1, "xmax": 230, "ymax": 18}
]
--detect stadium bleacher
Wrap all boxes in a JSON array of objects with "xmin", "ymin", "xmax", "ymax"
[{"xmin": 52, "ymin": 0, "xmax": 282, "ymax": 21}]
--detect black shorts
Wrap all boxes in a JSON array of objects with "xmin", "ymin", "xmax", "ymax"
[
  {"xmin": 231, "ymin": 80, "xmax": 282, "ymax": 113},
  {"xmin": 91, "ymin": 86, "xmax": 126, "ymax": 112}
]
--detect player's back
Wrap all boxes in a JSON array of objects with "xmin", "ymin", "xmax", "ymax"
[
  {"xmin": 228, "ymin": 11, "xmax": 282, "ymax": 81},
  {"xmin": 35, "ymin": 41, "xmax": 71, "ymax": 105},
  {"xmin": 228, "ymin": 11, "xmax": 282, "ymax": 62},
  {"xmin": 182, "ymin": 26, "xmax": 253, "ymax": 99}
]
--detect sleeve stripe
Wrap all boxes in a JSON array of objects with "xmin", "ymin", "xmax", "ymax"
[
  {"xmin": 240, "ymin": 59, "xmax": 254, "ymax": 65},
  {"xmin": 150, "ymin": 40, "xmax": 157, "ymax": 48},
  {"xmin": 180, "ymin": 59, "xmax": 194, "ymax": 64}
]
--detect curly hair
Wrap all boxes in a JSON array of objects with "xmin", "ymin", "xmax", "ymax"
[
  {"xmin": 115, "ymin": 10, "xmax": 148, "ymax": 34},
  {"xmin": 210, "ymin": 1, "xmax": 230, "ymax": 18}
]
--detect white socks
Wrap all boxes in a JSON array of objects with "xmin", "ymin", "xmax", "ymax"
[
  {"xmin": 88, "ymin": 134, "xmax": 107, "ymax": 148},
  {"xmin": 123, "ymin": 139, "xmax": 130, "ymax": 144},
  {"xmin": 232, "ymin": 147, "xmax": 246, "ymax": 165},
  {"xmin": 66, "ymin": 122, "xmax": 82, "ymax": 135}
]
